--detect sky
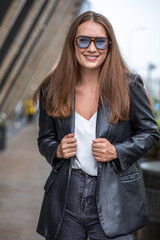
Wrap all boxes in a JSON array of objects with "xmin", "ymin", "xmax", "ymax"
[{"xmin": 79, "ymin": 0, "xmax": 160, "ymax": 82}]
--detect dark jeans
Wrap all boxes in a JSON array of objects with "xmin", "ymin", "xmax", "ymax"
[{"xmin": 55, "ymin": 169, "xmax": 133, "ymax": 240}]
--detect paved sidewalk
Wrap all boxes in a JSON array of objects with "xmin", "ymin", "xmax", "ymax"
[{"xmin": 0, "ymin": 122, "xmax": 50, "ymax": 240}]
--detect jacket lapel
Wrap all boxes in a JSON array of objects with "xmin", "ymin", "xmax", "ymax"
[
  {"xmin": 60, "ymin": 112, "xmax": 75, "ymax": 135},
  {"xmin": 96, "ymin": 102, "xmax": 111, "ymax": 138},
  {"xmin": 61, "ymin": 100, "xmax": 111, "ymax": 138}
]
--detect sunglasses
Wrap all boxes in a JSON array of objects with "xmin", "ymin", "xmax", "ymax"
[{"xmin": 75, "ymin": 36, "xmax": 111, "ymax": 50}]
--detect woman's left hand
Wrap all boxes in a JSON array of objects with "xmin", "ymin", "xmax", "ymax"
[{"xmin": 92, "ymin": 138, "xmax": 118, "ymax": 162}]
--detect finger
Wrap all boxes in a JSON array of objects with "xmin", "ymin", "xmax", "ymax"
[
  {"xmin": 67, "ymin": 147, "xmax": 77, "ymax": 153},
  {"xmin": 65, "ymin": 143, "xmax": 77, "ymax": 150},
  {"xmin": 66, "ymin": 144, "xmax": 77, "ymax": 150},
  {"xmin": 67, "ymin": 133, "xmax": 75, "ymax": 138},
  {"xmin": 61, "ymin": 143, "xmax": 77, "ymax": 152},
  {"xmin": 67, "ymin": 142, "xmax": 77, "ymax": 148},
  {"xmin": 93, "ymin": 154, "xmax": 108, "ymax": 162},
  {"xmin": 92, "ymin": 143, "xmax": 107, "ymax": 152},
  {"xmin": 92, "ymin": 138, "xmax": 109, "ymax": 143},
  {"xmin": 62, "ymin": 138, "xmax": 77, "ymax": 145},
  {"xmin": 94, "ymin": 156, "xmax": 104, "ymax": 162},
  {"xmin": 62, "ymin": 142, "xmax": 77, "ymax": 150},
  {"xmin": 92, "ymin": 143, "xmax": 104, "ymax": 149},
  {"xmin": 93, "ymin": 152, "xmax": 113, "ymax": 162},
  {"xmin": 65, "ymin": 151, "xmax": 77, "ymax": 158},
  {"xmin": 92, "ymin": 151, "xmax": 104, "ymax": 157},
  {"xmin": 63, "ymin": 133, "xmax": 75, "ymax": 140},
  {"xmin": 66, "ymin": 137, "xmax": 77, "ymax": 143},
  {"xmin": 92, "ymin": 148, "xmax": 105, "ymax": 155},
  {"xmin": 92, "ymin": 138, "xmax": 104, "ymax": 142}
]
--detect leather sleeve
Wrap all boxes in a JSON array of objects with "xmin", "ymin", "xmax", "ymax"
[
  {"xmin": 37, "ymin": 89, "xmax": 62, "ymax": 168},
  {"xmin": 113, "ymin": 74, "xmax": 160, "ymax": 173}
]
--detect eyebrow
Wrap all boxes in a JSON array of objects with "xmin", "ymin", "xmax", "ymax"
[{"xmin": 76, "ymin": 35, "xmax": 107, "ymax": 38}]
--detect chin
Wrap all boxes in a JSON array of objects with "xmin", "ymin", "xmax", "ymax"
[{"xmin": 83, "ymin": 64, "xmax": 101, "ymax": 70}]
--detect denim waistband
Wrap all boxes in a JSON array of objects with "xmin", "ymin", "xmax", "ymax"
[{"xmin": 71, "ymin": 168, "xmax": 98, "ymax": 179}]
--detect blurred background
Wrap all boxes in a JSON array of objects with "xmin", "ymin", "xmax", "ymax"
[{"xmin": 0, "ymin": 0, "xmax": 160, "ymax": 239}]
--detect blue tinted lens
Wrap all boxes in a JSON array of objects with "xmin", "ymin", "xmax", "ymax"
[
  {"xmin": 95, "ymin": 38, "xmax": 108, "ymax": 49},
  {"xmin": 77, "ymin": 37, "xmax": 90, "ymax": 48},
  {"xmin": 76, "ymin": 36, "xmax": 109, "ymax": 50}
]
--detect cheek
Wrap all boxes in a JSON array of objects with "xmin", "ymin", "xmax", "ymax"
[
  {"xmin": 75, "ymin": 49, "xmax": 85, "ymax": 67},
  {"xmin": 75, "ymin": 49, "xmax": 79, "ymax": 61},
  {"xmin": 99, "ymin": 51, "xmax": 108, "ymax": 63},
  {"xmin": 75, "ymin": 47, "xmax": 83, "ymax": 61}
]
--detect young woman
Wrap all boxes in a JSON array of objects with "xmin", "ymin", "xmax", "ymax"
[{"xmin": 33, "ymin": 11, "xmax": 159, "ymax": 240}]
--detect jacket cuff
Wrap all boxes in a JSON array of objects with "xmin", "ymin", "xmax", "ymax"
[{"xmin": 112, "ymin": 143, "xmax": 133, "ymax": 173}]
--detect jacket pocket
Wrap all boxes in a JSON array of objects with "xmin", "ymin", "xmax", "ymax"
[
  {"xmin": 120, "ymin": 172, "xmax": 140, "ymax": 183},
  {"xmin": 44, "ymin": 169, "xmax": 57, "ymax": 192}
]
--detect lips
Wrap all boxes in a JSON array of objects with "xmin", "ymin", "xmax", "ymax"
[{"xmin": 84, "ymin": 55, "xmax": 99, "ymax": 61}]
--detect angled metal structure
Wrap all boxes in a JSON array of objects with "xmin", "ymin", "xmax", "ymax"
[{"xmin": 0, "ymin": 0, "xmax": 84, "ymax": 118}]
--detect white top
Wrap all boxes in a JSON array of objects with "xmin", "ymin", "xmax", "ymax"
[{"xmin": 72, "ymin": 112, "xmax": 98, "ymax": 176}]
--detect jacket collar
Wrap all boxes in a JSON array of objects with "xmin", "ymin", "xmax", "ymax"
[{"xmin": 61, "ymin": 101, "xmax": 111, "ymax": 139}]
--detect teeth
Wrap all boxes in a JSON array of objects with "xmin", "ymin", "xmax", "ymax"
[{"xmin": 86, "ymin": 56, "xmax": 97, "ymax": 59}]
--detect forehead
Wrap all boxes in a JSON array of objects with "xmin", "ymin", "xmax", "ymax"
[{"xmin": 76, "ymin": 20, "xmax": 107, "ymax": 37}]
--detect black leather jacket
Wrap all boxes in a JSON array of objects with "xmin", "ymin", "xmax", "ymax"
[{"xmin": 36, "ymin": 74, "xmax": 159, "ymax": 239}]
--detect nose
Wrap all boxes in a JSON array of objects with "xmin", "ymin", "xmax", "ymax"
[{"xmin": 87, "ymin": 41, "xmax": 97, "ymax": 52}]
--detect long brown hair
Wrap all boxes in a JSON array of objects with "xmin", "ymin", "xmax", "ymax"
[{"xmin": 33, "ymin": 11, "xmax": 130, "ymax": 124}]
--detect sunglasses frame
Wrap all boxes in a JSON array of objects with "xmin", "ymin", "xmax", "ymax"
[{"xmin": 75, "ymin": 36, "xmax": 111, "ymax": 50}]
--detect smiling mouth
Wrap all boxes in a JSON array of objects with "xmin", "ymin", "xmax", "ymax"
[{"xmin": 84, "ymin": 55, "xmax": 99, "ymax": 61}]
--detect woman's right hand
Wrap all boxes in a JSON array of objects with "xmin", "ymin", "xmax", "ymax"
[{"xmin": 55, "ymin": 133, "xmax": 77, "ymax": 159}]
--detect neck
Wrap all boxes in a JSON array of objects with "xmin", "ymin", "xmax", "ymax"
[{"xmin": 78, "ymin": 67, "xmax": 100, "ymax": 87}]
